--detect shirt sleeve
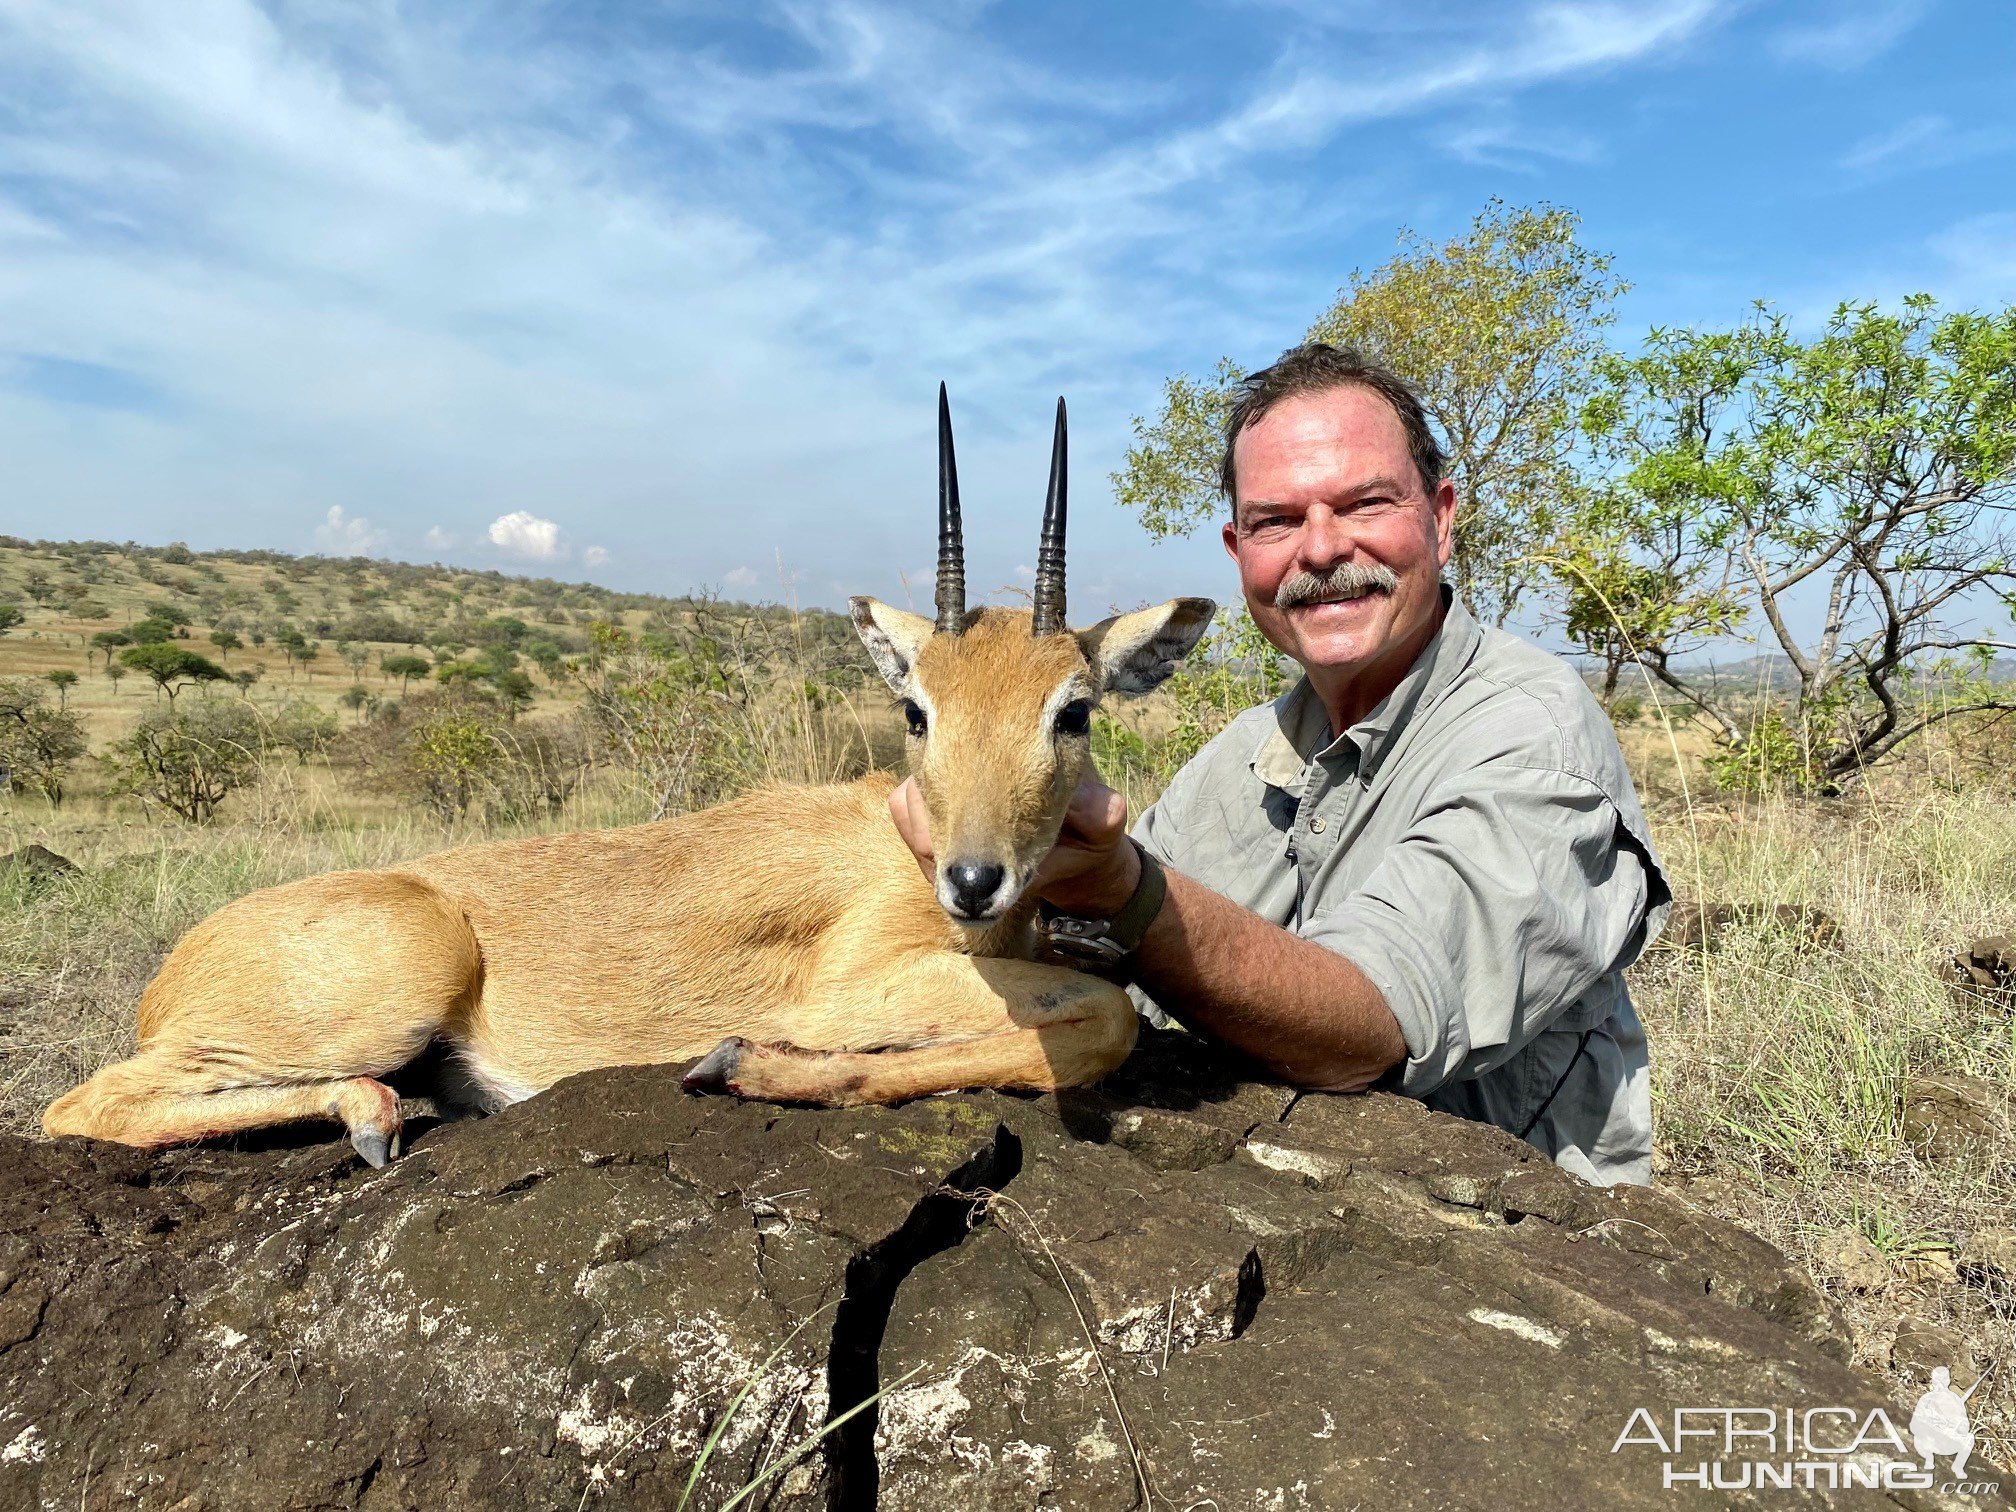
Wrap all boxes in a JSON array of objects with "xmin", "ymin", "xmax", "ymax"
[{"xmin": 1301, "ymin": 763, "xmax": 1656, "ymax": 1099}]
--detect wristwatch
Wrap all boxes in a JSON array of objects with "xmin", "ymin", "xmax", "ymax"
[{"xmin": 1040, "ymin": 840, "xmax": 1167, "ymax": 979}]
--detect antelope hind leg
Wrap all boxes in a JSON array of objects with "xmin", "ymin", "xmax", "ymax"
[
  {"xmin": 44, "ymin": 1051, "xmax": 407, "ymax": 1166},
  {"xmin": 683, "ymin": 957, "xmax": 1139, "ymax": 1106}
]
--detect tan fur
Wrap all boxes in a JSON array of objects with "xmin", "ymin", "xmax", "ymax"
[{"xmin": 43, "ymin": 602, "xmax": 1212, "ymax": 1156}]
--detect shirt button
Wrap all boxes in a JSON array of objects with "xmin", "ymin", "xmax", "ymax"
[{"xmin": 1309, "ymin": 817, "xmax": 1326, "ymax": 833}]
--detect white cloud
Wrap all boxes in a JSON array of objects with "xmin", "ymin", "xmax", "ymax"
[
  {"xmin": 424, "ymin": 525, "xmax": 454, "ymax": 550},
  {"xmin": 723, "ymin": 565, "xmax": 758, "ymax": 588},
  {"xmin": 1770, "ymin": 0, "xmax": 1927, "ymax": 69},
  {"xmin": 582, "ymin": 544, "xmax": 610, "ymax": 567},
  {"xmin": 487, "ymin": 510, "xmax": 567, "ymax": 562},
  {"xmin": 314, "ymin": 504, "xmax": 386, "ymax": 555}
]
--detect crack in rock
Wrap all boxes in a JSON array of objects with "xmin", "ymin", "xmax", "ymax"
[{"xmin": 824, "ymin": 1124, "xmax": 1023, "ymax": 1511}]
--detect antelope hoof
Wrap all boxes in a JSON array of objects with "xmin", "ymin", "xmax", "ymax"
[
  {"xmin": 350, "ymin": 1124, "xmax": 398, "ymax": 1169},
  {"xmin": 683, "ymin": 1037, "xmax": 749, "ymax": 1097}
]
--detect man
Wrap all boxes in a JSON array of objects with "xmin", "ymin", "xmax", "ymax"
[{"xmin": 893, "ymin": 343, "xmax": 1669, "ymax": 1186}]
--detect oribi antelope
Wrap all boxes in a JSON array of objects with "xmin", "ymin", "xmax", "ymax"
[{"xmin": 42, "ymin": 391, "xmax": 1216, "ymax": 1165}]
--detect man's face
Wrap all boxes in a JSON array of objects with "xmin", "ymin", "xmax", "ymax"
[{"xmin": 1222, "ymin": 385, "xmax": 1457, "ymax": 701}]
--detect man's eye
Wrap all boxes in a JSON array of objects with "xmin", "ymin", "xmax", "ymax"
[
  {"xmin": 1054, "ymin": 699, "xmax": 1092, "ymax": 736},
  {"xmin": 902, "ymin": 700, "xmax": 928, "ymax": 736}
]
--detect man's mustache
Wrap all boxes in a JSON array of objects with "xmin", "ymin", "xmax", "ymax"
[{"xmin": 1274, "ymin": 560, "xmax": 1400, "ymax": 610}]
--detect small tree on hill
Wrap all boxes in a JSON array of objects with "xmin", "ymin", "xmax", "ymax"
[
  {"xmin": 127, "ymin": 616, "xmax": 176, "ymax": 646},
  {"xmin": 104, "ymin": 663, "xmax": 128, "ymax": 694},
  {"xmin": 0, "ymin": 602, "xmax": 23, "ymax": 636},
  {"xmin": 119, "ymin": 644, "xmax": 227, "ymax": 704},
  {"xmin": 208, "ymin": 628, "xmax": 241, "ymax": 661},
  {"xmin": 381, "ymin": 653, "xmax": 431, "ymax": 694},
  {"xmin": 44, "ymin": 669, "xmax": 78, "ymax": 709}
]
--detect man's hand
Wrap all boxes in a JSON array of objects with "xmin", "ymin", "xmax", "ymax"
[{"xmin": 887, "ymin": 774, "xmax": 1142, "ymax": 915}]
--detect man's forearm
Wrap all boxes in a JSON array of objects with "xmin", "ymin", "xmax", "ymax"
[{"xmin": 1130, "ymin": 865, "xmax": 1407, "ymax": 1093}]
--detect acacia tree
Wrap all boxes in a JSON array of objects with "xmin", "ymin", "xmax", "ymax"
[
  {"xmin": 1570, "ymin": 295, "xmax": 2016, "ymax": 789},
  {"xmin": 118, "ymin": 643, "xmax": 227, "ymax": 704},
  {"xmin": 1114, "ymin": 201, "xmax": 1625, "ymax": 624}
]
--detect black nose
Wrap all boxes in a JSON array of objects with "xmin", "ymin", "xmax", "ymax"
[{"xmin": 946, "ymin": 861, "xmax": 1006, "ymax": 917}]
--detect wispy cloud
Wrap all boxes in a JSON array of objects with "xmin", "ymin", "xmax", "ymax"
[
  {"xmin": 1838, "ymin": 114, "xmax": 2009, "ymax": 177},
  {"xmin": 1770, "ymin": 0, "xmax": 1928, "ymax": 69}
]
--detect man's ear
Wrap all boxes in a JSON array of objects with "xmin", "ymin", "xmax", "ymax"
[
  {"xmin": 1077, "ymin": 598, "xmax": 1217, "ymax": 695},
  {"xmin": 850, "ymin": 597, "xmax": 937, "ymax": 693}
]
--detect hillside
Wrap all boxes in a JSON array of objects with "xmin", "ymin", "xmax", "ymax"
[{"xmin": 0, "ymin": 535, "xmax": 851, "ymax": 749}]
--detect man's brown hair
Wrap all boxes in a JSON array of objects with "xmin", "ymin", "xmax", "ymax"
[{"xmin": 1218, "ymin": 342, "xmax": 1446, "ymax": 503}]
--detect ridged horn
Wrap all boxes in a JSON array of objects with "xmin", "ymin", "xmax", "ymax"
[
  {"xmin": 1031, "ymin": 396, "xmax": 1067, "ymax": 637},
  {"xmin": 935, "ymin": 382, "xmax": 966, "ymax": 634}
]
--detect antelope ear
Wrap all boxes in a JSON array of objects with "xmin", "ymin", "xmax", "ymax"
[
  {"xmin": 1077, "ymin": 598, "xmax": 1217, "ymax": 695},
  {"xmin": 850, "ymin": 597, "xmax": 937, "ymax": 692}
]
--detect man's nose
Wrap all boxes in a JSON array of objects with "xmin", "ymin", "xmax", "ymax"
[{"xmin": 1297, "ymin": 504, "xmax": 1357, "ymax": 569}]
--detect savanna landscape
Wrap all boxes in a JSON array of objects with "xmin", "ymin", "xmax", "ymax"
[{"xmin": 4, "ymin": 521, "xmax": 2014, "ymax": 1461}]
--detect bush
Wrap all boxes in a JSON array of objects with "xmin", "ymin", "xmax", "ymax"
[
  {"xmin": 264, "ymin": 699, "xmax": 339, "ymax": 765},
  {"xmin": 0, "ymin": 678, "xmax": 88, "ymax": 805},
  {"xmin": 341, "ymin": 689, "xmax": 588, "ymax": 823},
  {"xmin": 105, "ymin": 699, "xmax": 262, "ymax": 822}
]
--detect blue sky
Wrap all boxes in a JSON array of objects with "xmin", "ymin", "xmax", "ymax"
[{"xmin": 2, "ymin": 0, "xmax": 2011, "ymax": 622}]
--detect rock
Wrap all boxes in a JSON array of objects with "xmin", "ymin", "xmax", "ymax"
[
  {"xmin": 0, "ymin": 1030, "xmax": 1997, "ymax": 1510},
  {"xmin": 1816, "ymin": 1228, "xmax": 1891, "ymax": 1293},
  {"xmin": 1944, "ymin": 936, "xmax": 2016, "ymax": 1017},
  {"xmin": 1892, "ymin": 1318, "xmax": 1974, "ymax": 1385},
  {"xmin": 1901, "ymin": 1073, "xmax": 2013, "ymax": 1164},
  {"xmin": 1659, "ymin": 900, "xmax": 1844, "ymax": 952},
  {"xmin": 0, "ymin": 844, "xmax": 77, "ymax": 887},
  {"xmin": 1959, "ymin": 1227, "xmax": 2016, "ymax": 1314}
]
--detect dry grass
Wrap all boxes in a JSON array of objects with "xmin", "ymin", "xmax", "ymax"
[{"xmin": 1630, "ymin": 778, "xmax": 2016, "ymax": 1450}]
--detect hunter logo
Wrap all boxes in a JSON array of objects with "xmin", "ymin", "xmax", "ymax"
[{"xmin": 1612, "ymin": 1362, "xmax": 2001, "ymax": 1496}]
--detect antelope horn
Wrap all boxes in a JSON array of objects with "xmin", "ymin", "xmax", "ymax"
[
  {"xmin": 935, "ymin": 382, "xmax": 967, "ymax": 635},
  {"xmin": 1031, "ymin": 396, "xmax": 1067, "ymax": 637}
]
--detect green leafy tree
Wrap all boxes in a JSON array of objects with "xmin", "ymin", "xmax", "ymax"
[
  {"xmin": 1574, "ymin": 295, "xmax": 2016, "ymax": 789},
  {"xmin": 43, "ymin": 669, "xmax": 78, "ymax": 709},
  {"xmin": 126, "ymin": 616, "xmax": 177, "ymax": 646},
  {"xmin": 381, "ymin": 653, "xmax": 431, "ymax": 694},
  {"xmin": 118, "ymin": 643, "xmax": 227, "ymax": 704},
  {"xmin": 0, "ymin": 678, "xmax": 88, "ymax": 806},
  {"xmin": 208, "ymin": 628, "xmax": 241, "ymax": 661},
  {"xmin": 1115, "ymin": 201, "xmax": 1625, "ymax": 624},
  {"xmin": 104, "ymin": 663, "xmax": 128, "ymax": 694},
  {"xmin": 0, "ymin": 602, "xmax": 25, "ymax": 636},
  {"xmin": 230, "ymin": 667, "xmax": 263, "ymax": 698},
  {"xmin": 105, "ymin": 699, "xmax": 262, "ymax": 823},
  {"xmin": 24, "ymin": 570, "xmax": 54, "ymax": 605}
]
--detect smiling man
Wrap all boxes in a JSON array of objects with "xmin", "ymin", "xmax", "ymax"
[{"xmin": 893, "ymin": 342, "xmax": 1670, "ymax": 1185}]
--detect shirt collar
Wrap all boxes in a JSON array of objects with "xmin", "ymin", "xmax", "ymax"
[{"xmin": 1249, "ymin": 584, "xmax": 1483, "ymax": 791}]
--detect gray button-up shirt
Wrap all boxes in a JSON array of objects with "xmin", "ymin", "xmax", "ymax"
[{"xmin": 1131, "ymin": 591, "xmax": 1670, "ymax": 1187}]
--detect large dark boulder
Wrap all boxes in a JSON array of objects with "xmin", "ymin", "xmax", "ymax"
[{"xmin": 0, "ymin": 1031, "xmax": 2001, "ymax": 1510}]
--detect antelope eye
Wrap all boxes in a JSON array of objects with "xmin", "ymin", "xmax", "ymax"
[
  {"xmin": 902, "ymin": 700, "xmax": 928, "ymax": 737},
  {"xmin": 1054, "ymin": 699, "xmax": 1092, "ymax": 737}
]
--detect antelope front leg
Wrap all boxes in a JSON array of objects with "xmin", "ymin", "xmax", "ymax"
[{"xmin": 681, "ymin": 956, "xmax": 1138, "ymax": 1106}]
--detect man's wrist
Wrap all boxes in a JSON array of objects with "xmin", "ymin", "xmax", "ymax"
[{"xmin": 1045, "ymin": 841, "xmax": 1142, "ymax": 919}]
